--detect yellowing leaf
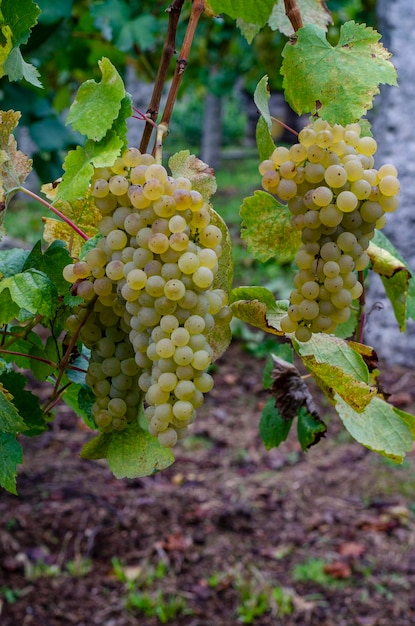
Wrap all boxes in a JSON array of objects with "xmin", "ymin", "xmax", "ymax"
[
  {"xmin": 282, "ymin": 22, "xmax": 398, "ymax": 124},
  {"xmin": 42, "ymin": 191, "xmax": 101, "ymax": 257},
  {"xmin": 168, "ymin": 150, "xmax": 217, "ymax": 201},
  {"xmin": 240, "ymin": 191, "xmax": 301, "ymax": 263},
  {"xmin": 231, "ymin": 286, "xmax": 288, "ymax": 335},
  {"xmin": 0, "ymin": 24, "xmax": 13, "ymax": 77},
  {"xmin": 0, "ymin": 110, "xmax": 32, "ymax": 219},
  {"xmin": 295, "ymin": 334, "xmax": 376, "ymax": 412}
]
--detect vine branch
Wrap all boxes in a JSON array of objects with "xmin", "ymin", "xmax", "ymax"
[
  {"xmin": 284, "ymin": 0, "xmax": 303, "ymax": 32},
  {"xmin": 139, "ymin": 0, "xmax": 186, "ymax": 154},
  {"xmin": 159, "ymin": 0, "xmax": 205, "ymax": 136},
  {"xmin": 20, "ymin": 187, "xmax": 89, "ymax": 241}
]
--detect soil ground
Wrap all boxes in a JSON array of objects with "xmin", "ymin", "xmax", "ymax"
[{"xmin": 1, "ymin": 340, "xmax": 415, "ymax": 626}]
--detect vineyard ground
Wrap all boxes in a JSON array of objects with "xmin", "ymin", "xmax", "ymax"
[{"xmin": 1, "ymin": 340, "xmax": 415, "ymax": 626}]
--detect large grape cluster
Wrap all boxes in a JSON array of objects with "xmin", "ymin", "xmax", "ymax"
[
  {"xmin": 259, "ymin": 118, "xmax": 400, "ymax": 342},
  {"xmin": 63, "ymin": 148, "xmax": 232, "ymax": 446}
]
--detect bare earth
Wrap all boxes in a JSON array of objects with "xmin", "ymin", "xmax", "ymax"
[{"xmin": 1, "ymin": 341, "xmax": 415, "ymax": 626}]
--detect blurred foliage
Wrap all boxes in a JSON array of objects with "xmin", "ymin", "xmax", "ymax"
[{"xmin": 0, "ymin": 0, "xmax": 376, "ymax": 182}]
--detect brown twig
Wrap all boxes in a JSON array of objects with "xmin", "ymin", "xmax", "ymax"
[
  {"xmin": 139, "ymin": 0, "xmax": 186, "ymax": 154},
  {"xmin": 270, "ymin": 115, "xmax": 298, "ymax": 137},
  {"xmin": 158, "ymin": 0, "xmax": 205, "ymax": 136},
  {"xmin": 284, "ymin": 0, "xmax": 303, "ymax": 32}
]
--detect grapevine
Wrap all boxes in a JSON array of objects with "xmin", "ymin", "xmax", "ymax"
[{"xmin": 0, "ymin": 0, "xmax": 415, "ymax": 496}]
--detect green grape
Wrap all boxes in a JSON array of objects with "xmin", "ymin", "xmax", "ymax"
[
  {"xmin": 324, "ymin": 164, "xmax": 347, "ymax": 188},
  {"xmin": 164, "ymin": 279, "xmax": 186, "ymax": 301},
  {"xmin": 158, "ymin": 428, "xmax": 178, "ymax": 448},
  {"xmin": 336, "ymin": 191, "xmax": 358, "ymax": 213},
  {"xmin": 312, "ymin": 186, "xmax": 333, "ymax": 207},
  {"xmin": 295, "ymin": 325, "xmax": 312, "ymax": 342},
  {"xmin": 192, "ymin": 267, "xmax": 214, "ymax": 289},
  {"xmin": 301, "ymin": 281, "xmax": 320, "ymax": 300},
  {"xmin": 379, "ymin": 175, "xmax": 400, "ymax": 196}
]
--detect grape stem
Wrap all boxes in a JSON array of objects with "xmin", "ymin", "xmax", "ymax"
[
  {"xmin": 20, "ymin": 187, "xmax": 89, "ymax": 241},
  {"xmin": 139, "ymin": 0, "xmax": 186, "ymax": 154},
  {"xmin": 132, "ymin": 107, "xmax": 158, "ymax": 128},
  {"xmin": 270, "ymin": 116, "xmax": 299, "ymax": 137},
  {"xmin": 284, "ymin": 0, "xmax": 304, "ymax": 32},
  {"xmin": 0, "ymin": 348, "xmax": 87, "ymax": 374}
]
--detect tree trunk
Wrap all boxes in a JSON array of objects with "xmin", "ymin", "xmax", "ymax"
[{"xmin": 365, "ymin": 0, "xmax": 415, "ymax": 365}]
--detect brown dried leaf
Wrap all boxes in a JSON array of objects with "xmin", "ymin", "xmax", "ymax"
[
  {"xmin": 270, "ymin": 355, "xmax": 319, "ymax": 421},
  {"xmin": 0, "ymin": 110, "xmax": 32, "ymax": 220},
  {"xmin": 324, "ymin": 560, "xmax": 352, "ymax": 579},
  {"xmin": 337, "ymin": 542, "xmax": 366, "ymax": 558}
]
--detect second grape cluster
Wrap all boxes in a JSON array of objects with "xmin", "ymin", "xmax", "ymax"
[{"xmin": 259, "ymin": 118, "xmax": 400, "ymax": 342}]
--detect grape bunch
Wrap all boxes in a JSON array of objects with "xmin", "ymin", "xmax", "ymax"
[
  {"xmin": 259, "ymin": 118, "xmax": 400, "ymax": 342},
  {"xmin": 63, "ymin": 148, "xmax": 232, "ymax": 446}
]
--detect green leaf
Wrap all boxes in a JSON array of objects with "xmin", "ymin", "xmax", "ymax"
[
  {"xmin": 254, "ymin": 76, "xmax": 276, "ymax": 161},
  {"xmin": 111, "ymin": 95, "xmax": 133, "ymax": 150},
  {"xmin": 3, "ymin": 47, "xmax": 42, "ymax": 87},
  {"xmin": 231, "ymin": 286, "xmax": 288, "ymax": 335},
  {"xmin": 335, "ymin": 394, "xmax": 414, "ymax": 463},
  {"xmin": 281, "ymin": 22, "xmax": 398, "ymax": 124},
  {"xmin": 209, "ymin": 0, "xmax": 275, "ymax": 27},
  {"xmin": 0, "ymin": 383, "xmax": 27, "ymax": 433},
  {"xmin": 62, "ymin": 383, "xmax": 96, "ymax": 430},
  {"xmin": 0, "ymin": 329, "xmax": 44, "ymax": 370},
  {"xmin": 369, "ymin": 230, "xmax": 414, "ymax": 330},
  {"xmin": 240, "ymin": 190, "xmax": 301, "ymax": 263},
  {"xmin": 1, "ymin": 0, "xmax": 40, "ymax": 46},
  {"xmin": 259, "ymin": 397, "xmax": 292, "ymax": 450},
  {"xmin": 0, "ymin": 269, "xmax": 57, "ymax": 324},
  {"xmin": 269, "ymin": 0, "xmax": 332, "ymax": 37},
  {"xmin": 236, "ymin": 19, "xmax": 261, "ymax": 44},
  {"xmin": 0, "ymin": 0, "xmax": 42, "ymax": 88},
  {"xmin": 29, "ymin": 335, "xmax": 58, "ymax": 379},
  {"xmin": 22, "ymin": 240, "xmax": 73, "ymax": 296},
  {"xmin": 256, "ymin": 115, "xmax": 276, "ymax": 163},
  {"xmin": 0, "ymin": 431, "xmax": 22, "ymax": 494},
  {"xmin": 254, "ymin": 75, "xmax": 272, "ymax": 132},
  {"xmin": 56, "ymin": 131, "xmax": 123, "ymax": 203},
  {"xmin": 0, "ymin": 371, "xmax": 46, "ymax": 436},
  {"xmin": 297, "ymin": 405, "xmax": 326, "ymax": 451},
  {"xmin": 80, "ymin": 419, "xmax": 175, "ymax": 478},
  {"xmin": 0, "ymin": 247, "xmax": 29, "ymax": 277},
  {"xmin": 294, "ymin": 334, "xmax": 376, "ymax": 412},
  {"xmin": 66, "ymin": 57, "xmax": 125, "ymax": 141}
]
